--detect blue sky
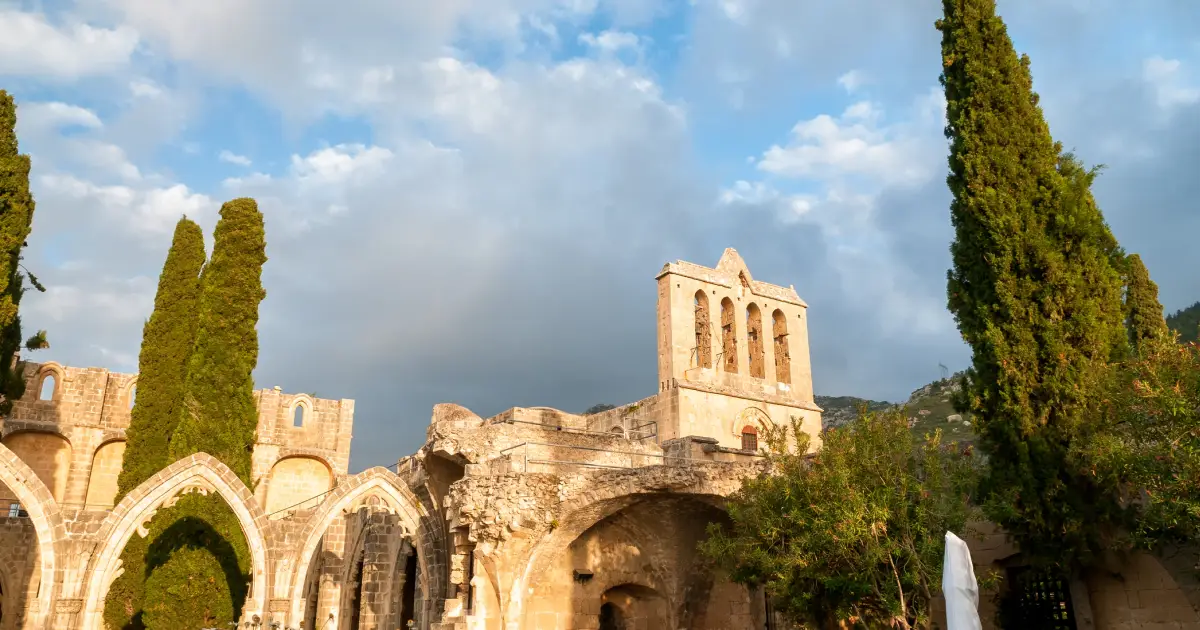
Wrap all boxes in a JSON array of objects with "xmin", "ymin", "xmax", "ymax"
[{"xmin": 2, "ymin": 0, "xmax": 1198, "ymax": 470}]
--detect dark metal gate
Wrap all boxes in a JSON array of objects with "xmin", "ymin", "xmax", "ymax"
[{"xmin": 999, "ymin": 566, "xmax": 1078, "ymax": 630}]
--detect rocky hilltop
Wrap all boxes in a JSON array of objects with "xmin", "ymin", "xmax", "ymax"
[{"xmin": 817, "ymin": 374, "xmax": 976, "ymax": 442}]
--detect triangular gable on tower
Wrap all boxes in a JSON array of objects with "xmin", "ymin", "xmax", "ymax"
[
  {"xmin": 656, "ymin": 248, "xmax": 807, "ymax": 307},
  {"xmin": 715, "ymin": 248, "xmax": 753, "ymax": 284}
]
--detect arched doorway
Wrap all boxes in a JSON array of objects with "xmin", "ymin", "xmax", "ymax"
[
  {"xmin": 600, "ymin": 584, "xmax": 666, "ymax": 630},
  {"xmin": 525, "ymin": 493, "xmax": 761, "ymax": 629}
]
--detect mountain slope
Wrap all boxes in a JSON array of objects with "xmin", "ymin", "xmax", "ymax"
[
  {"xmin": 818, "ymin": 375, "xmax": 976, "ymax": 443},
  {"xmin": 1167, "ymin": 302, "xmax": 1200, "ymax": 344}
]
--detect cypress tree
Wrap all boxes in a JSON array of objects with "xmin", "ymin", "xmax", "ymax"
[
  {"xmin": 168, "ymin": 197, "xmax": 266, "ymax": 483},
  {"xmin": 138, "ymin": 198, "xmax": 266, "ymax": 630},
  {"xmin": 0, "ymin": 91, "xmax": 48, "ymax": 415},
  {"xmin": 116, "ymin": 217, "xmax": 206, "ymax": 499},
  {"xmin": 1123, "ymin": 253, "xmax": 1169, "ymax": 353},
  {"xmin": 104, "ymin": 217, "xmax": 205, "ymax": 630},
  {"xmin": 939, "ymin": 0, "xmax": 1131, "ymax": 570}
]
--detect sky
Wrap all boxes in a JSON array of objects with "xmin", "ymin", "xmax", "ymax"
[{"xmin": 2, "ymin": 0, "xmax": 1198, "ymax": 471}]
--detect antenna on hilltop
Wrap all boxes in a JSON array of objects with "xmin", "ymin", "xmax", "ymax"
[{"xmin": 938, "ymin": 363, "xmax": 949, "ymax": 380}]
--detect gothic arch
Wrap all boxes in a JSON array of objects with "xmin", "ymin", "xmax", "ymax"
[
  {"xmin": 509, "ymin": 468, "xmax": 748, "ymax": 629},
  {"xmin": 284, "ymin": 468, "xmax": 430, "ymax": 626},
  {"xmin": 34, "ymin": 363, "xmax": 64, "ymax": 403},
  {"xmin": 693, "ymin": 290, "xmax": 712, "ymax": 369},
  {"xmin": 288, "ymin": 393, "xmax": 315, "ymax": 429},
  {"xmin": 0, "ymin": 442, "xmax": 61, "ymax": 630},
  {"xmin": 772, "ymin": 309, "xmax": 791, "ymax": 385},
  {"xmin": 731, "ymin": 407, "xmax": 772, "ymax": 439},
  {"xmin": 122, "ymin": 377, "xmax": 138, "ymax": 410},
  {"xmin": 79, "ymin": 453, "xmax": 270, "ymax": 630}
]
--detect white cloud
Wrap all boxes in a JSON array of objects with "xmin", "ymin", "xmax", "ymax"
[
  {"xmin": 289, "ymin": 144, "xmax": 393, "ymax": 185},
  {"xmin": 837, "ymin": 69, "xmax": 867, "ymax": 93},
  {"xmin": 0, "ymin": 10, "xmax": 138, "ymax": 78},
  {"xmin": 757, "ymin": 99, "xmax": 936, "ymax": 187},
  {"xmin": 720, "ymin": 0, "xmax": 749, "ymax": 24},
  {"xmin": 17, "ymin": 104, "xmax": 142, "ymax": 182},
  {"xmin": 129, "ymin": 79, "xmax": 164, "ymax": 98},
  {"xmin": 218, "ymin": 150, "xmax": 252, "ymax": 167},
  {"xmin": 17, "ymin": 102, "xmax": 104, "ymax": 131},
  {"xmin": 38, "ymin": 173, "xmax": 215, "ymax": 238},
  {"xmin": 1143, "ymin": 56, "xmax": 1199, "ymax": 109},
  {"xmin": 29, "ymin": 276, "xmax": 154, "ymax": 325},
  {"xmin": 578, "ymin": 30, "xmax": 641, "ymax": 53}
]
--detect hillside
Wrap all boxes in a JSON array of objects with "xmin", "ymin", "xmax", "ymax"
[
  {"xmin": 818, "ymin": 374, "xmax": 976, "ymax": 443},
  {"xmin": 1167, "ymin": 301, "xmax": 1200, "ymax": 344}
]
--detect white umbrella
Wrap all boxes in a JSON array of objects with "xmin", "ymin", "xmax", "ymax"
[{"xmin": 942, "ymin": 531, "xmax": 982, "ymax": 630}]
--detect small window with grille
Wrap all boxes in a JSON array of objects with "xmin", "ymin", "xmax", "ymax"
[
  {"xmin": 7, "ymin": 503, "xmax": 20, "ymax": 518},
  {"xmin": 999, "ymin": 566, "xmax": 1077, "ymax": 630},
  {"xmin": 741, "ymin": 425, "xmax": 758, "ymax": 451}
]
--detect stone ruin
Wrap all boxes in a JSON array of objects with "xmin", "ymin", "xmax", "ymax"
[{"xmin": 0, "ymin": 248, "xmax": 1196, "ymax": 629}]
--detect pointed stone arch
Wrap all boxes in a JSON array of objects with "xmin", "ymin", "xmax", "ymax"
[
  {"xmin": 731, "ymin": 407, "xmax": 772, "ymax": 440},
  {"xmin": 508, "ymin": 465, "xmax": 753, "ymax": 629},
  {"xmin": 79, "ymin": 453, "xmax": 270, "ymax": 630},
  {"xmin": 0, "ymin": 442, "xmax": 62, "ymax": 630},
  {"xmin": 284, "ymin": 467, "xmax": 430, "ymax": 626}
]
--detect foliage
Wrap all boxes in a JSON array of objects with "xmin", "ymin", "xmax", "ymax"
[
  {"xmin": 141, "ymin": 494, "xmax": 252, "ymax": 630},
  {"xmin": 1123, "ymin": 254, "xmax": 1168, "ymax": 354},
  {"xmin": 1167, "ymin": 301, "xmax": 1200, "ymax": 344},
  {"xmin": 583, "ymin": 403, "xmax": 616, "ymax": 415},
  {"xmin": 0, "ymin": 91, "xmax": 47, "ymax": 415},
  {"xmin": 1074, "ymin": 335, "xmax": 1200, "ymax": 546},
  {"xmin": 938, "ymin": 0, "xmax": 1133, "ymax": 572},
  {"xmin": 116, "ymin": 217, "xmax": 206, "ymax": 500},
  {"xmin": 168, "ymin": 198, "xmax": 267, "ymax": 486},
  {"xmin": 700, "ymin": 409, "xmax": 982, "ymax": 630},
  {"xmin": 103, "ymin": 533, "xmax": 149, "ymax": 630}
]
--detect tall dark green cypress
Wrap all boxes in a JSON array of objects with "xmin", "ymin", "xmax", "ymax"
[
  {"xmin": 0, "ymin": 91, "xmax": 47, "ymax": 415},
  {"xmin": 137, "ymin": 198, "xmax": 266, "ymax": 630},
  {"xmin": 939, "ymin": 0, "xmax": 1131, "ymax": 570},
  {"xmin": 168, "ymin": 197, "xmax": 266, "ymax": 484},
  {"xmin": 1123, "ymin": 253, "xmax": 1168, "ymax": 353},
  {"xmin": 105, "ymin": 217, "xmax": 206, "ymax": 630},
  {"xmin": 116, "ymin": 217, "xmax": 205, "ymax": 499}
]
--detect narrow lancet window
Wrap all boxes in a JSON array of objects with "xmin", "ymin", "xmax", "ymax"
[{"xmin": 694, "ymin": 291, "xmax": 712, "ymax": 368}]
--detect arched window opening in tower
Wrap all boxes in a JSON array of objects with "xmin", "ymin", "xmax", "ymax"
[
  {"xmin": 773, "ymin": 309, "xmax": 791, "ymax": 385},
  {"xmin": 721, "ymin": 298, "xmax": 737, "ymax": 374},
  {"xmin": 694, "ymin": 290, "xmax": 712, "ymax": 368},
  {"xmin": 746, "ymin": 304, "xmax": 765, "ymax": 379},
  {"xmin": 741, "ymin": 425, "xmax": 758, "ymax": 452}
]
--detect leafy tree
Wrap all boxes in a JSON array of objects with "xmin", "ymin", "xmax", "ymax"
[
  {"xmin": 138, "ymin": 198, "xmax": 267, "ymax": 630},
  {"xmin": 116, "ymin": 217, "xmax": 206, "ymax": 500},
  {"xmin": 1166, "ymin": 301, "xmax": 1200, "ymax": 344},
  {"xmin": 583, "ymin": 403, "xmax": 616, "ymax": 415},
  {"xmin": 938, "ymin": 0, "xmax": 1132, "ymax": 571},
  {"xmin": 701, "ymin": 410, "xmax": 981, "ymax": 630},
  {"xmin": 1123, "ymin": 254, "xmax": 1168, "ymax": 354},
  {"xmin": 0, "ymin": 91, "xmax": 48, "ymax": 415},
  {"xmin": 1075, "ymin": 334, "xmax": 1200, "ymax": 546}
]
